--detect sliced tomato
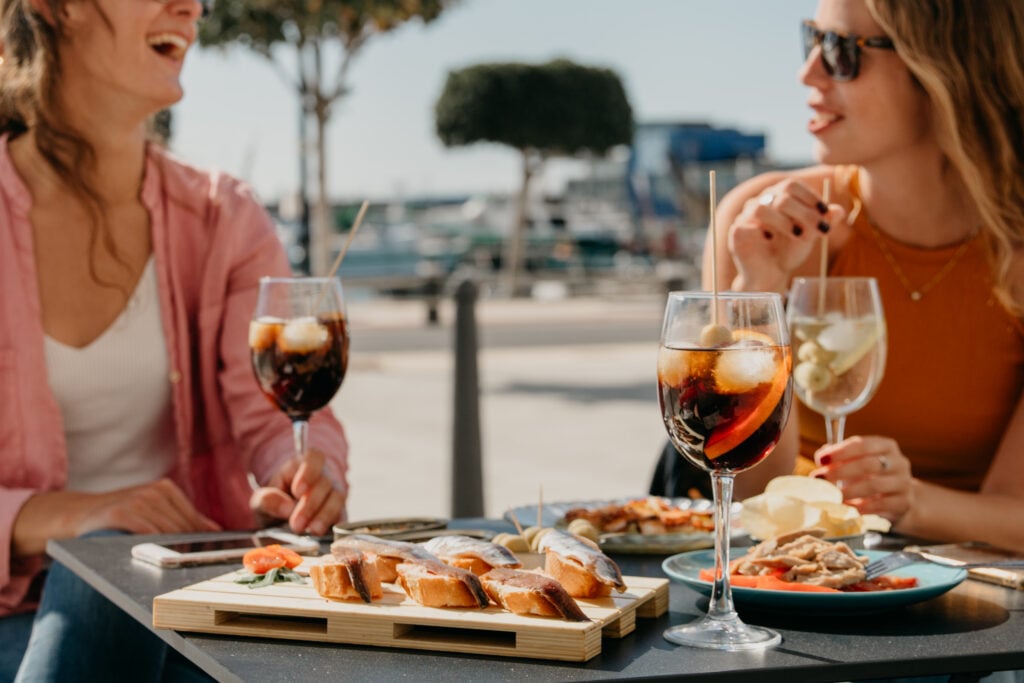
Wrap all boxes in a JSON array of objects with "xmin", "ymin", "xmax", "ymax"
[
  {"xmin": 846, "ymin": 575, "xmax": 919, "ymax": 592},
  {"xmin": 698, "ymin": 569, "xmax": 840, "ymax": 592},
  {"xmin": 705, "ymin": 339, "xmax": 791, "ymax": 460},
  {"xmin": 242, "ymin": 544, "xmax": 303, "ymax": 575}
]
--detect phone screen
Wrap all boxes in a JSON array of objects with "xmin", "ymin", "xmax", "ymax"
[{"xmin": 160, "ymin": 535, "xmax": 281, "ymax": 554}]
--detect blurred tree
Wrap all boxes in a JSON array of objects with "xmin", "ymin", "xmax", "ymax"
[
  {"xmin": 199, "ymin": 0, "xmax": 451, "ymax": 275},
  {"xmin": 435, "ymin": 59, "xmax": 633, "ymax": 295}
]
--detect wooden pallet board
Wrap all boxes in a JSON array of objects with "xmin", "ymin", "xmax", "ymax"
[{"xmin": 153, "ymin": 568, "xmax": 668, "ymax": 662}]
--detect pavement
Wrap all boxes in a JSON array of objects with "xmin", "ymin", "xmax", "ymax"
[{"xmin": 330, "ymin": 293, "xmax": 670, "ymax": 523}]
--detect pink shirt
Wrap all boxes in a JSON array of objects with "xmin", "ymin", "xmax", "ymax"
[{"xmin": 0, "ymin": 137, "xmax": 348, "ymax": 615}]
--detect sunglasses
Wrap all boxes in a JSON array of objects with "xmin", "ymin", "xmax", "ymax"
[{"xmin": 801, "ymin": 20, "xmax": 895, "ymax": 81}]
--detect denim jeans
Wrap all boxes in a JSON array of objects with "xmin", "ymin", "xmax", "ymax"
[{"xmin": 0, "ymin": 530, "xmax": 210, "ymax": 683}]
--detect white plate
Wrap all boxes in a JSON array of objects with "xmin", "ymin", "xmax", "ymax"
[{"xmin": 505, "ymin": 497, "xmax": 742, "ymax": 555}]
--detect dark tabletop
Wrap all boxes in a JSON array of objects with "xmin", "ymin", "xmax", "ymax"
[{"xmin": 47, "ymin": 521, "xmax": 1024, "ymax": 683}]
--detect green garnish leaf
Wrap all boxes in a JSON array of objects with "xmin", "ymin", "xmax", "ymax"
[{"xmin": 233, "ymin": 566, "xmax": 307, "ymax": 589}]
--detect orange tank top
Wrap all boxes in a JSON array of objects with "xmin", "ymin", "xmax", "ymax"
[{"xmin": 797, "ymin": 167, "xmax": 1024, "ymax": 491}]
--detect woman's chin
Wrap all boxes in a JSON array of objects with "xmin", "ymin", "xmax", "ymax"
[{"xmin": 812, "ymin": 141, "xmax": 843, "ymax": 167}]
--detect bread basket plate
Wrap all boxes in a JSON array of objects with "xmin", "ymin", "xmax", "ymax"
[{"xmin": 505, "ymin": 497, "xmax": 742, "ymax": 555}]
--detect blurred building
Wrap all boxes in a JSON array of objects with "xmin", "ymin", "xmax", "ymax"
[{"xmin": 270, "ymin": 121, "xmax": 797, "ymax": 294}]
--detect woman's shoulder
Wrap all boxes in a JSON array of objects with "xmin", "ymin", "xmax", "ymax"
[{"xmin": 145, "ymin": 143, "xmax": 265, "ymax": 214}]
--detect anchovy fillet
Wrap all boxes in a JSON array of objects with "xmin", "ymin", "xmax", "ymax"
[
  {"xmin": 537, "ymin": 529, "xmax": 625, "ymax": 590},
  {"xmin": 422, "ymin": 535, "xmax": 522, "ymax": 569}
]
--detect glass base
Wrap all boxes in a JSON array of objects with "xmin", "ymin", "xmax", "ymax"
[{"xmin": 664, "ymin": 613, "xmax": 781, "ymax": 651}]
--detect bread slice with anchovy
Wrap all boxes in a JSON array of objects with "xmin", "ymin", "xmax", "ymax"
[
  {"xmin": 309, "ymin": 547, "xmax": 382, "ymax": 602},
  {"xmin": 395, "ymin": 561, "xmax": 490, "ymax": 608},
  {"xmin": 481, "ymin": 568, "xmax": 589, "ymax": 621}
]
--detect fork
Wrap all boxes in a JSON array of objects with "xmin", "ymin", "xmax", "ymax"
[{"xmin": 864, "ymin": 550, "xmax": 1024, "ymax": 580}]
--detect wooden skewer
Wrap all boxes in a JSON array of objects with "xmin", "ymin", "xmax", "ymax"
[
  {"xmin": 537, "ymin": 485, "xmax": 544, "ymax": 529},
  {"xmin": 818, "ymin": 180, "xmax": 831, "ymax": 316},
  {"xmin": 325, "ymin": 200, "xmax": 369, "ymax": 279},
  {"xmin": 506, "ymin": 507, "xmax": 525, "ymax": 536},
  {"xmin": 709, "ymin": 170, "xmax": 719, "ymax": 325},
  {"xmin": 313, "ymin": 199, "xmax": 370, "ymax": 310}
]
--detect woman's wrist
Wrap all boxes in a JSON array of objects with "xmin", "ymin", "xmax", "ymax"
[{"xmin": 731, "ymin": 272, "xmax": 791, "ymax": 296}]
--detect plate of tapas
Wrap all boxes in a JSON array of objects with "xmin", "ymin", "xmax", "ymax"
[
  {"xmin": 506, "ymin": 496, "xmax": 741, "ymax": 554},
  {"xmin": 662, "ymin": 531, "xmax": 966, "ymax": 615}
]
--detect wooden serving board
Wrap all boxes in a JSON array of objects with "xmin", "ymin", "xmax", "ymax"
[{"xmin": 153, "ymin": 566, "xmax": 668, "ymax": 662}]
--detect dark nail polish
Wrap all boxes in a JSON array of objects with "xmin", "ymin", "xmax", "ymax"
[
  {"xmin": 792, "ymin": 225, "xmax": 804, "ymax": 237},
  {"xmin": 818, "ymin": 221, "xmax": 831, "ymax": 234},
  {"xmin": 816, "ymin": 201, "xmax": 828, "ymax": 214},
  {"xmin": 819, "ymin": 454, "xmax": 832, "ymax": 465}
]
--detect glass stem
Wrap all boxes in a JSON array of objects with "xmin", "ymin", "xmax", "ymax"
[
  {"xmin": 826, "ymin": 416, "xmax": 847, "ymax": 445},
  {"xmin": 292, "ymin": 419, "xmax": 309, "ymax": 460},
  {"xmin": 707, "ymin": 472, "xmax": 737, "ymax": 621}
]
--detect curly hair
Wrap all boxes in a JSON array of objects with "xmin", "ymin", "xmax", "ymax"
[
  {"xmin": 866, "ymin": 0, "xmax": 1024, "ymax": 314},
  {"xmin": 1, "ymin": 0, "xmax": 129, "ymax": 289}
]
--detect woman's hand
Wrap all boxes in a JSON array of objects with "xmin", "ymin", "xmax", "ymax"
[
  {"xmin": 77, "ymin": 479, "xmax": 222, "ymax": 536},
  {"xmin": 809, "ymin": 435, "xmax": 913, "ymax": 525},
  {"xmin": 249, "ymin": 448, "xmax": 347, "ymax": 536},
  {"xmin": 727, "ymin": 178, "xmax": 838, "ymax": 292},
  {"xmin": 13, "ymin": 480, "xmax": 222, "ymax": 557}
]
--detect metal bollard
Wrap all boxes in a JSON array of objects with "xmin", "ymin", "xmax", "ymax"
[{"xmin": 451, "ymin": 279, "xmax": 484, "ymax": 518}]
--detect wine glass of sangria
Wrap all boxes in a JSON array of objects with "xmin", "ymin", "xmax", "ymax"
[
  {"xmin": 249, "ymin": 277, "xmax": 349, "ymax": 465},
  {"xmin": 786, "ymin": 277, "xmax": 886, "ymax": 445},
  {"xmin": 658, "ymin": 291, "xmax": 792, "ymax": 650}
]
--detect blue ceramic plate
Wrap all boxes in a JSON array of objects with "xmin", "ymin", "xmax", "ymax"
[{"xmin": 662, "ymin": 549, "xmax": 967, "ymax": 615}]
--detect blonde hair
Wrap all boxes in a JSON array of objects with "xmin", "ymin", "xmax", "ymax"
[{"xmin": 866, "ymin": 0, "xmax": 1024, "ymax": 314}]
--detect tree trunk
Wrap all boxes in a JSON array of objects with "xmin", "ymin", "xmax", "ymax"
[
  {"xmin": 311, "ymin": 102, "xmax": 330, "ymax": 277},
  {"xmin": 503, "ymin": 150, "xmax": 534, "ymax": 297}
]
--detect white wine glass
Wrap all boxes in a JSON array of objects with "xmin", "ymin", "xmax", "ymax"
[
  {"xmin": 658, "ymin": 291, "xmax": 792, "ymax": 650},
  {"xmin": 786, "ymin": 277, "xmax": 886, "ymax": 444}
]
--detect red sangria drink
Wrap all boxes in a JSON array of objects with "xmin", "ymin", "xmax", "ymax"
[
  {"xmin": 658, "ymin": 336, "xmax": 791, "ymax": 473},
  {"xmin": 250, "ymin": 276, "xmax": 347, "ymax": 465},
  {"xmin": 658, "ymin": 291, "xmax": 791, "ymax": 652},
  {"xmin": 250, "ymin": 314, "xmax": 349, "ymax": 421}
]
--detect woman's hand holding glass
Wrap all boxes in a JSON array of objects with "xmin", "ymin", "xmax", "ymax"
[
  {"xmin": 249, "ymin": 447, "xmax": 347, "ymax": 536},
  {"xmin": 249, "ymin": 276, "xmax": 349, "ymax": 535},
  {"xmin": 812, "ymin": 435, "xmax": 912, "ymax": 525}
]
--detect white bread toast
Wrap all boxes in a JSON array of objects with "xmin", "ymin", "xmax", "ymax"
[
  {"xmin": 309, "ymin": 556, "xmax": 383, "ymax": 602},
  {"xmin": 544, "ymin": 550, "xmax": 613, "ymax": 598},
  {"xmin": 396, "ymin": 562, "xmax": 490, "ymax": 608},
  {"xmin": 481, "ymin": 568, "xmax": 588, "ymax": 621}
]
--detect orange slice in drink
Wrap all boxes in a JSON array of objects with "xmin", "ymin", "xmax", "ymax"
[{"xmin": 705, "ymin": 331, "xmax": 789, "ymax": 460}]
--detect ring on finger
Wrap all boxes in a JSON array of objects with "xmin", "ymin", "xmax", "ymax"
[
  {"xmin": 758, "ymin": 192, "xmax": 776, "ymax": 207},
  {"xmin": 878, "ymin": 455, "xmax": 891, "ymax": 472}
]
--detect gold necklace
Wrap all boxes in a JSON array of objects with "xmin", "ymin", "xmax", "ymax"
[{"xmin": 851, "ymin": 198, "xmax": 977, "ymax": 302}]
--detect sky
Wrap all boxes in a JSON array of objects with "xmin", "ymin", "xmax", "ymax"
[{"xmin": 172, "ymin": 0, "xmax": 819, "ymax": 205}]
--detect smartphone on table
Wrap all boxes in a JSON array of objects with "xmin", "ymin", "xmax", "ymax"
[{"xmin": 131, "ymin": 529, "xmax": 320, "ymax": 568}]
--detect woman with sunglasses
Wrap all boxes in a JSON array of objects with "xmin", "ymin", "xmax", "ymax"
[
  {"xmin": 0, "ymin": 0, "xmax": 349, "ymax": 678},
  {"xmin": 706, "ymin": 0, "xmax": 1024, "ymax": 552}
]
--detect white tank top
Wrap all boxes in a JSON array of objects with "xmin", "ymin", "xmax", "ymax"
[{"xmin": 44, "ymin": 257, "xmax": 177, "ymax": 493}]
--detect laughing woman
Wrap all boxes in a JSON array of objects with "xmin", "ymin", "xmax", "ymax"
[
  {"xmin": 705, "ymin": 0, "xmax": 1024, "ymax": 551},
  {"xmin": 0, "ymin": 0, "xmax": 349, "ymax": 679}
]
